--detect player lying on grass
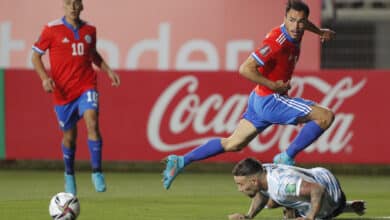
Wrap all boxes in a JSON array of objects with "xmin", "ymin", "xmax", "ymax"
[{"xmin": 229, "ymin": 158, "xmax": 366, "ymax": 220}]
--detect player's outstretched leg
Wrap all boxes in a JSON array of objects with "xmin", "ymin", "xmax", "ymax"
[
  {"xmin": 64, "ymin": 173, "xmax": 77, "ymax": 196},
  {"xmin": 162, "ymin": 138, "xmax": 225, "ymax": 189},
  {"xmin": 92, "ymin": 172, "xmax": 106, "ymax": 192},
  {"xmin": 162, "ymin": 155, "xmax": 185, "ymax": 190},
  {"xmin": 273, "ymin": 151, "xmax": 295, "ymax": 165}
]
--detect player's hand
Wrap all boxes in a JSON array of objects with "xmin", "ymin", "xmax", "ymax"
[
  {"xmin": 108, "ymin": 70, "xmax": 120, "ymax": 87},
  {"xmin": 319, "ymin": 29, "xmax": 335, "ymax": 42},
  {"xmin": 228, "ymin": 213, "xmax": 250, "ymax": 220},
  {"xmin": 271, "ymin": 80, "xmax": 291, "ymax": 95},
  {"xmin": 42, "ymin": 78, "xmax": 55, "ymax": 93}
]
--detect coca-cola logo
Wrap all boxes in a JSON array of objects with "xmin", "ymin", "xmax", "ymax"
[{"xmin": 147, "ymin": 75, "xmax": 366, "ymax": 153}]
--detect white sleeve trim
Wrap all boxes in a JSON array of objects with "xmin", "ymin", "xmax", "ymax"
[
  {"xmin": 251, "ymin": 52, "xmax": 264, "ymax": 66},
  {"xmin": 32, "ymin": 46, "xmax": 45, "ymax": 55}
]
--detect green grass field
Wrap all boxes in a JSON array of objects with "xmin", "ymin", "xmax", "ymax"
[{"xmin": 0, "ymin": 170, "xmax": 389, "ymax": 220}]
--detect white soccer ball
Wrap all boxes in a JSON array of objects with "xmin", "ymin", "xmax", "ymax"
[{"xmin": 49, "ymin": 192, "xmax": 80, "ymax": 220}]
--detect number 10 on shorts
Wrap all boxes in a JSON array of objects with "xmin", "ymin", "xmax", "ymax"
[{"xmin": 87, "ymin": 90, "xmax": 98, "ymax": 104}]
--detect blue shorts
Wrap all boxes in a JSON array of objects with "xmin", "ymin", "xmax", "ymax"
[
  {"xmin": 242, "ymin": 91, "xmax": 315, "ymax": 131},
  {"xmin": 54, "ymin": 89, "xmax": 99, "ymax": 131}
]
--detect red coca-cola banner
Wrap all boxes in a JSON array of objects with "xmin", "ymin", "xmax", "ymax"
[{"xmin": 5, "ymin": 70, "xmax": 389, "ymax": 164}]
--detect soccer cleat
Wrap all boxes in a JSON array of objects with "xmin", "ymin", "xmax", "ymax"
[
  {"xmin": 349, "ymin": 200, "xmax": 366, "ymax": 216},
  {"xmin": 162, "ymin": 155, "xmax": 184, "ymax": 190},
  {"xmin": 64, "ymin": 173, "xmax": 77, "ymax": 196},
  {"xmin": 273, "ymin": 151, "xmax": 295, "ymax": 166},
  {"xmin": 92, "ymin": 172, "xmax": 106, "ymax": 192}
]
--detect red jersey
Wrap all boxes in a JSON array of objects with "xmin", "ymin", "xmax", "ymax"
[
  {"xmin": 33, "ymin": 17, "xmax": 102, "ymax": 105},
  {"xmin": 251, "ymin": 25, "xmax": 301, "ymax": 96}
]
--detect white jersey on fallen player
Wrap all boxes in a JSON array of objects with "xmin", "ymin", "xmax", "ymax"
[{"xmin": 261, "ymin": 164, "xmax": 344, "ymax": 219}]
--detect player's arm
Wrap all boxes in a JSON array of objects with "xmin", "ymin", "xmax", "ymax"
[
  {"xmin": 239, "ymin": 56, "xmax": 290, "ymax": 94},
  {"xmin": 31, "ymin": 51, "xmax": 55, "ymax": 93},
  {"xmin": 246, "ymin": 191, "xmax": 269, "ymax": 219},
  {"xmin": 228, "ymin": 192, "xmax": 268, "ymax": 220},
  {"xmin": 91, "ymin": 49, "xmax": 120, "ymax": 87},
  {"xmin": 296, "ymin": 180, "xmax": 325, "ymax": 220},
  {"xmin": 304, "ymin": 20, "xmax": 335, "ymax": 42}
]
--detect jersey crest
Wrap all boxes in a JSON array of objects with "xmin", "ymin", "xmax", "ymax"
[
  {"xmin": 85, "ymin": 35, "xmax": 92, "ymax": 44},
  {"xmin": 285, "ymin": 183, "xmax": 297, "ymax": 195}
]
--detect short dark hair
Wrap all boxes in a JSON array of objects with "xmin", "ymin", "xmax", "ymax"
[
  {"xmin": 286, "ymin": 0, "xmax": 310, "ymax": 17},
  {"xmin": 232, "ymin": 158, "xmax": 263, "ymax": 176}
]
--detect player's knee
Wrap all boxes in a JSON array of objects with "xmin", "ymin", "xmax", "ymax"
[
  {"xmin": 62, "ymin": 136, "xmax": 76, "ymax": 147},
  {"xmin": 85, "ymin": 120, "xmax": 98, "ymax": 132},
  {"xmin": 85, "ymin": 120, "xmax": 101, "ymax": 139},
  {"xmin": 319, "ymin": 109, "xmax": 334, "ymax": 129}
]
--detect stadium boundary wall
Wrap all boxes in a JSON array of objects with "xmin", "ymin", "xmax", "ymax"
[
  {"xmin": 3, "ymin": 69, "xmax": 390, "ymax": 164},
  {"xmin": 0, "ymin": 69, "xmax": 4, "ymax": 159}
]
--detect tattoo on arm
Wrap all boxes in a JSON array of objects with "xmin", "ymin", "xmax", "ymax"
[
  {"xmin": 299, "ymin": 180, "xmax": 325, "ymax": 219},
  {"xmin": 246, "ymin": 192, "xmax": 269, "ymax": 219}
]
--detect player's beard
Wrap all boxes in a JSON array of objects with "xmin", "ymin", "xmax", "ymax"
[{"xmin": 247, "ymin": 191, "xmax": 257, "ymax": 198}]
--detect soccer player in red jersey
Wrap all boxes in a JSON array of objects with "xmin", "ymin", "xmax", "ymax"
[
  {"xmin": 31, "ymin": 0, "xmax": 120, "ymax": 195},
  {"xmin": 162, "ymin": 0, "xmax": 336, "ymax": 190}
]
